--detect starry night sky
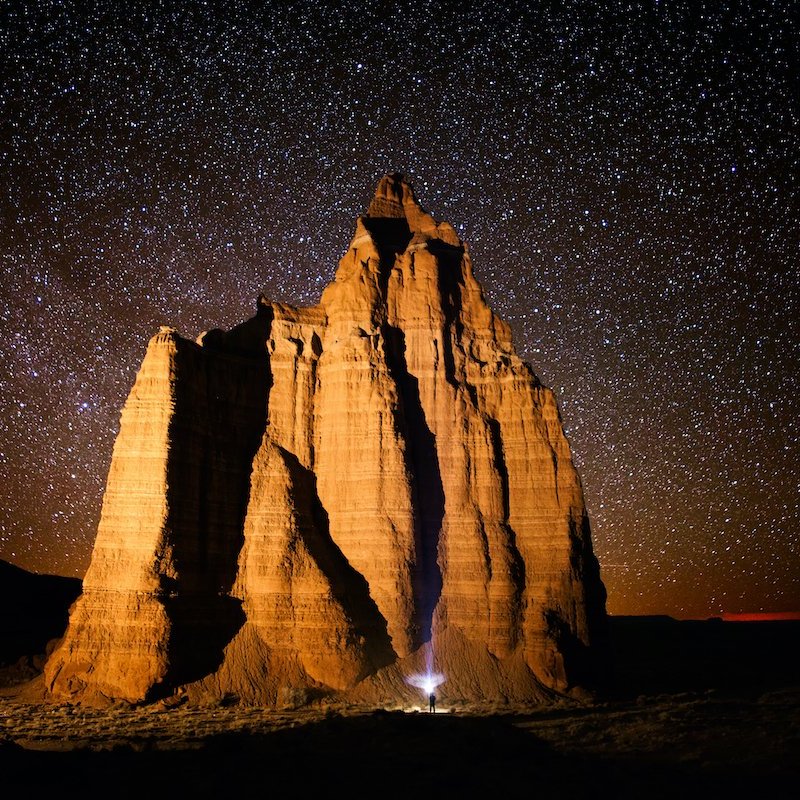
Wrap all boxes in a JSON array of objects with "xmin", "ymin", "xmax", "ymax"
[{"xmin": 1, "ymin": 1, "xmax": 797, "ymax": 617}]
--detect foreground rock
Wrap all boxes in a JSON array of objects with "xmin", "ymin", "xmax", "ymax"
[{"xmin": 44, "ymin": 174, "xmax": 608, "ymax": 706}]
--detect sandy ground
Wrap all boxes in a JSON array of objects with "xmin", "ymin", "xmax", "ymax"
[{"xmin": 1, "ymin": 688, "xmax": 798, "ymax": 797}]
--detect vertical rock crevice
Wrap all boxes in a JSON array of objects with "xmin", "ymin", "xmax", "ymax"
[
  {"xmin": 157, "ymin": 330, "xmax": 271, "ymax": 694},
  {"xmin": 382, "ymin": 322, "xmax": 445, "ymax": 647}
]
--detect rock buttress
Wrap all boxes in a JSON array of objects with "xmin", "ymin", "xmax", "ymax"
[
  {"xmin": 45, "ymin": 323, "xmax": 270, "ymax": 703},
  {"xmin": 46, "ymin": 173, "xmax": 608, "ymax": 705}
]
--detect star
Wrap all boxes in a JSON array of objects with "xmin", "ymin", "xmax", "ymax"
[{"xmin": 0, "ymin": 0, "xmax": 796, "ymax": 618}]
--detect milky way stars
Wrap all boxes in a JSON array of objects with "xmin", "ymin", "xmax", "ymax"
[{"xmin": 0, "ymin": 1, "xmax": 796, "ymax": 617}]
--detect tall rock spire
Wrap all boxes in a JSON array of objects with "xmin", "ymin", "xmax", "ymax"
[{"xmin": 44, "ymin": 175, "xmax": 608, "ymax": 707}]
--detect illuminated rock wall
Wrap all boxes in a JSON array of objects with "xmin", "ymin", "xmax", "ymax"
[{"xmin": 45, "ymin": 174, "xmax": 607, "ymax": 706}]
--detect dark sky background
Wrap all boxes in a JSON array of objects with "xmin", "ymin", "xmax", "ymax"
[{"xmin": 1, "ymin": 0, "xmax": 796, "ymax": 617}]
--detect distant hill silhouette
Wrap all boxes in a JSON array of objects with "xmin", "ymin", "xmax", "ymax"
[
  {"xmin": 0, "ymin": 559, "xmax": 81, "ymax": 671},
  {"xmin": 608, "ymin": 614, "xmax": 800, "ymax": 696}
]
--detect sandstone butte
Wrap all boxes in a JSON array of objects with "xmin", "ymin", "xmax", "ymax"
[{"xmin": 44, "ymin": 174, "xmax": 609, "ymax": 708}]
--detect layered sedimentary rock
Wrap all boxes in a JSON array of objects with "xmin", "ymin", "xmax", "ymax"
[{"xmin": 45, "ymin": 174, "xmax": 607, "ymax": 706}]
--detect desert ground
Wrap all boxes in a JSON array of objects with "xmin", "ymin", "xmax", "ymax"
[{"xmin": 1, "ymin": 563, "xmax": 798, "ymax": 797}]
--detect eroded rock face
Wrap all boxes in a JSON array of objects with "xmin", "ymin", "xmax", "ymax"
[{"xmin": 45, "ymin": 174, "xmax": 608, "ymax": 706}]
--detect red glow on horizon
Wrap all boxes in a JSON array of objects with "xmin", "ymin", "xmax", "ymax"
[{"xmin": 722, "ymin": 611, "xmax": 800, "ymax": 622}]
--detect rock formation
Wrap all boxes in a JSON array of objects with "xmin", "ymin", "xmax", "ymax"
[{"xmin": 44, "ymin": 174, "xmax": 608, "ymax": 706}]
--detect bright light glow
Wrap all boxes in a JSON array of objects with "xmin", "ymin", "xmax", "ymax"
[
  {"xmin": 405, "ymin": 671, "xmax": 445, "ymax": 696},
  {"xmin": 405, "ymin": 642, "xmax": 445, "ymax": 700}
]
